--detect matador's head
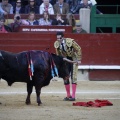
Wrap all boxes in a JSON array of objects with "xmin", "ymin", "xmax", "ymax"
[{"xmin": 56, "ymin": 32, "xmax": 64, "ymax": 42}]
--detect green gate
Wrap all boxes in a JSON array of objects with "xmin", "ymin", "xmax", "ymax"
[{"xmin": 90, "ymin": 5, "xmax": 120, "ymax": 33}]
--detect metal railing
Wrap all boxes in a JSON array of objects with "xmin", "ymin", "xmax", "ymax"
[{"xmin": 96, "ymin": 5, "xmax": 120, "ymax": 14}]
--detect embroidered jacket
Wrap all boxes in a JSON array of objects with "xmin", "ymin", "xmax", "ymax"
[{"xmin": 54, "ymin": 38, "xmax": 82, "ymax": 61}]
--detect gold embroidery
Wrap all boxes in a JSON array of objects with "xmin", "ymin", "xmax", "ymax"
[
  {"xmin": 54, "ymin": 41, "xmax": 60, "ymax": 48},
  {"xmin": 66, "ymin": 38, "xmax": 73, "ymax": 47},
  {"xmin": 54, "ymin": 39, "xmax": 82, "ymax": 61}
]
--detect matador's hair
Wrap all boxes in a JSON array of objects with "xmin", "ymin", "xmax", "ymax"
[{"xmin": 56, "ymin": 32, "xmax": 64, "ymax": 37}]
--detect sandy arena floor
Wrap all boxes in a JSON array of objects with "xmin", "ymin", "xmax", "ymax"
[{"xmin": 0, "ymin": 78, "xmax": 120, "ymax": 120}]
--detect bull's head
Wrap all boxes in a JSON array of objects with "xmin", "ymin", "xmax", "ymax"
[
  {"xmin": 59, "ymin": 58, "xmax": 77, "ymax": 80},
  {"xmin": 52, "ymin": 54, "xmax": 76, "ymax": 80}
]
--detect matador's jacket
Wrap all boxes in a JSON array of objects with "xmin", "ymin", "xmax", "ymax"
[{"xmin": 54, "ymin": 38, "xmax": 82, "ymax": 84}]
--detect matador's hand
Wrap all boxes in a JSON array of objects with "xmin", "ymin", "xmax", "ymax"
[{"xmin": 75, "ymin": 61, "xmax": 81, "ymax": 65}]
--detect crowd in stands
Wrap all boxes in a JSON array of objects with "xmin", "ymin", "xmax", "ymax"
[
  {"xmin": 0, "ymin": 0, "xmax": 100, "ymax": 15},
  {"xmin": 0, "ymin": 0, "xmax": 100, "ymax": 33}
]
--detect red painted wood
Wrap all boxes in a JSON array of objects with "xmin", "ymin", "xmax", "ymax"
[
  {"xmin": 0, "ymin": 33, "xmax": 56, "ymax": 53},
  {"xmin": 89, "ymin": 70, "xmax": 120, "ymax": 81},
  {"xmin": 0, "ymin": 32, "xmax": 120, "ymax": 80},
  {"xmin": 64, "ymin": 33, "xmax": 120, "ymax": 65},
  {"xmin": 0, "ymin": 33, "xmax": 120, "ymax": 64}
]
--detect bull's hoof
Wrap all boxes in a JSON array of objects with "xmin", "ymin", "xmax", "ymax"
[
  {"xmin": 37, "ymin": 101, "xmax": 42, "ymax": 106},
  {"xmin": 26, "ymin": 103, "xmax": 31, "ymax": 105},
  {"xmin": 25, "ymin": 101, "xmax": 31, "ymax": 105},
  {"xmin": 25, "ymin": 98, "xmax": 31, "ymax": 105},
  {"xmin": 0, "ymin": 102, "xmax": 2, "ymax": 104}
]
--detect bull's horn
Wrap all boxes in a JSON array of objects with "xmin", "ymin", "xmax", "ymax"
[{"xmin": 63, "ymin": 58, "xmax": 77, "ymax": 64}]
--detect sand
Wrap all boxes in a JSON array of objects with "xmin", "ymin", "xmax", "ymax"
[{"xmin": 0, "ymin": 79, "xmax": 120, "ymax": 120}]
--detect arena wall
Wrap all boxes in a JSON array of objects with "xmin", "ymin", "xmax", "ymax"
[{"xmin": 0, "ymin": 33, "xmax": 120, "ymax": 81}]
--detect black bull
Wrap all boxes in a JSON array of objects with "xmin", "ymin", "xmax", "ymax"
[{"xmin": 0, "ymin": 50, "xmax": 75, "ymax": 105}]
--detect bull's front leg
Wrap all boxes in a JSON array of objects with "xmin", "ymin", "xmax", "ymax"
[
  {"xmin": 26, "ymin": 82, "xmax": 33, "ymax": 105},
  {"xmin": 35, "ymin": 85, "xmax": 42, "ymax": 106}
]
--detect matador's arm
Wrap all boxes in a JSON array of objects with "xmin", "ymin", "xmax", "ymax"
[
  {"xmin": 72, "ymin": 40, "xmax": 82, "ymax": 61},
  {"xmin": 54, "ymin": 41, "xmax": 61, "ymax": 56}
]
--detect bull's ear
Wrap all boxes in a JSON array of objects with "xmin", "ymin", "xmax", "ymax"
[{"xmin": 63, "ymin": 58, "xmax": 77, "ymax": 64}]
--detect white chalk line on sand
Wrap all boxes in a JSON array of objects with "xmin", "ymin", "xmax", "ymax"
[
  {"xmin": 0, "ymin": 92, "xmax": 120, "ymax": 100},
  {"xmin": 0, "ymin": 91, "xmax": 120, "ymax": 95}
]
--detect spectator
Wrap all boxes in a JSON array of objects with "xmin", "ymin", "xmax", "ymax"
[
  {"xmin": 0, "ymin": 15, "xmax": 12, "ymax": 32},
  {"xmin": 54, "ymin": 0, "xmax": 69, "ymax": 14},
  {"xmin": 26, "ymin": 12, "xmax": 39, "ymax": 25},
  {"xmin": 65, "ymin": 0, "xmax": 73, "ymax": 8},
  {"xmin": 13, "ymin": 0, "xmax": 25, "ymax": 14},
  {"xmin": 9, "ymin": 13, "xmax": 29, "ymax": 32},
  {"xmin": 81, "ymin": 0, "xmax": 102, "ymax": 14},
  {"xmin": 0, "ymin": 0, "xmax": 13, "ymax": 14},
  {"xmin": 25, "ymin": 0, "xmax": 39, "ymax": 14},
  {"xmin": 73, "ymin": 22, "xmax": 87, "ymax": 33},
  {"xmin": 20, "ymin": 0, "xmax": 29, "ymax": 6},
  {"xmin": 66, "ymin": 13, "xmax": 76, "ymax": 31},
  {"xmin": 8, "ymin": 0, "xmax": 16, "ymax": 9},
  {"xmin": 35, "ymin": 0, "xmax": 43, "ymax": 6},
  {"xmin": 39, "ymin": 11, "xmax": 52, "ymax": 25},
  {"xmin": 89, "ymin": 0, "xmax": 102, "ymax": 14},
  {"xmin": 71, "ymin": 0, "xmax": 102, "ymax": 14},
  {"xmin": 49, "ymin": 0, "xmax": 57, "ymax": 5},
  {"xmin": 52, "ymin": 13, "xmax": 68, "ymax": 25},
  {"xmin": 0, "ymin": 6, "xmax": 6, "ymax": 15},
  {"xmin": 69, "ymin": 0, "xmax": 81, "ymax": 13},
  {"xmin": 84, "ymin": 0, "xmax": 97, "ymax": 5},
  {"xmin": 39, "ymin": 0, "xmax": 54, "ymax": 15},
  {"xmin": 80, "ymin": 0, "xmax": 92, "ymax": 8},
  {"xmin": 72, "ymin": 0, "xmax": 92, "ymax": 14}
]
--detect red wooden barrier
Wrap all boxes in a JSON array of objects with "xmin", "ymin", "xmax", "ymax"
[
  {"xmin": 0, "ymin": 33, "xmax": 120, "ymax": 65},
  {"xmin": 0, "ymin": 33, "xmax": 120, "ymax": 80},
  {"xmin": 64, "ymin": 33, "xmax": 120, "ymax": 65},
  {"xmin": 0, "ymin": 33, "xmax": 56, "ymax": 53},
  {"xmin": 64, "ymin": 33, "xmax": 120, "ymax": 80},
  {"xmin": 89, "ymin": 70, "xmax": 120, "ymax": 81}
]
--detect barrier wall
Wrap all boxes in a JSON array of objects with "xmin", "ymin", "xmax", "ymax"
[
  {"xmin": 0, "ymin": 32, "xmax": 120, "ymax": 80},
  {"xmin": 64, "ymin": 33, "xmax": 120, "ymax": 65},
  {"xmin": 0, "ymin": 33, "xmax": 56, "ymax": 53}
]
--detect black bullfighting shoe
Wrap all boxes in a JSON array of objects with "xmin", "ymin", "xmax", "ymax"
[
  {"xmin": 69, "ymin": 97, "xmax": 76, "ymax": 101},
  {"xmin": 63, "ymin": 96, "xmax": 72, "ymax": 101}
]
